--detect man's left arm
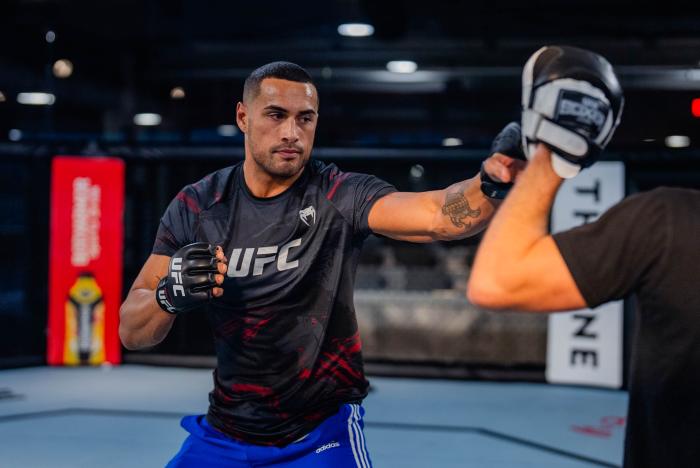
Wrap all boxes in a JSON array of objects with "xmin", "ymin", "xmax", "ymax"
[{"xmin": 368, "ymin": 153, "xmax": 524, "ymax": 242}]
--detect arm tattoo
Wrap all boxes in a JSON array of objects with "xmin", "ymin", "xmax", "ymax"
[{"xmin": 442, "ymin": 191, "xmax": 481, "ymax": 229}]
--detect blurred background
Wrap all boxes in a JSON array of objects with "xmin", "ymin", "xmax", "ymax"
[{"xmin": 1, "ymin": 0, "xmax": 699, "ymax": 381}]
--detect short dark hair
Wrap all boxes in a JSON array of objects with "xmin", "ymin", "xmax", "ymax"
[{"xmin": 243, "ymin": 61, "xmax": 316, "ymax": 103}]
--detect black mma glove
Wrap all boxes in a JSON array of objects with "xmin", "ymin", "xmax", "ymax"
[
  {"xmin": 480, "ymin": 122, "xmax": 526, "ymax": 200},
  {"xmin": 156, "ymin": 242, "xmax": 221, "ymax": 314}
]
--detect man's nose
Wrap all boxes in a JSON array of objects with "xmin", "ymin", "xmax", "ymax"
[{"xmin": 281, "ymin": 117, "xmax": 300, "ymax": 142}]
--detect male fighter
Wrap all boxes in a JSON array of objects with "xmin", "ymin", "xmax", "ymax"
[
  {"xmin": 119, "ymin": 61, "xmax": 525, "ymax": 467},
  {"xmin": 469, "ymin": 46, "xmax": 700, "ymax": 468}
]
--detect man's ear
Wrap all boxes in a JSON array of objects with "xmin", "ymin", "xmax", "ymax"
[{"xmin": 236, "ymin": 102, "xmax": 248, "ymax": 133}]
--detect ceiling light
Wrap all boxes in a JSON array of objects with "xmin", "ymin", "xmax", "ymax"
[
  {"xmin": 664, "ymin": 135, "xmax": 690, "ymax": 148},
  {"xmin": 45, "ymin": 30, "xmax": 56, "ymax": 43},
  {"xmin": 8, "ymin": 129, "xmax": 22, "ymax": 142},
  {"xmin": 0, "ymin": 92, "xmax": 5, "ymax": 103},
  {"xmin": 217, "ymin": 125, "xmax": 238, "ymax": 137},
  {"xmin": 17, "ymin": 92, "xmax": 56, "ymax": 106},
  {"xmin": 386, "ymin": 61, "xmax": 418, "ymax": 74},
  {"xmin": 133, "ymin": 113, "xmax": 162, "ymax": 126},
  {"xmin": 410, "ymin": 164, "xmax": 425, "ymax": 178},
  {"xmin": 442, "ymin": 137, "xmax": 463, "ymax": 147},
  {"xmin": 337, "ymin": 23, "xmax": 374, "ymax": 37},
  {"xmin": 170, "ymin": 87, "xmax": 185, "ymax": 99},
  {"xmin": 53, "ymin": 59, "xmax": 73, "ymax": 78},
  {"xmin": 642, "ymin": 138, "xmax": 655, "ymax": 143}
]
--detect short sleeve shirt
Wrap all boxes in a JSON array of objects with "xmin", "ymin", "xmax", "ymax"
[
  {"xmin": 153, "ymin": 160, "xmax": 396, "ymax": 445},
  {"xmin": 554, "ymin": 187, "xmax": 700, "ymax": 468}
]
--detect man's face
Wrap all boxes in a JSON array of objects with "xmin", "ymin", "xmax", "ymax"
[{"xmin": 237, "ymin": 78, "xmax": 319, "ymax": 179}]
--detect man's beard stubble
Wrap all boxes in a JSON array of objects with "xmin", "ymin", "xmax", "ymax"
[{"xmin": 250, "ymin": 143, "xmax": 309, "ymax": 180}]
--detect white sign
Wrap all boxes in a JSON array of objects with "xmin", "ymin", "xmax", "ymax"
[{"xmin": 546, "ymin": 162, "xmax": 625, "ymax": 389}]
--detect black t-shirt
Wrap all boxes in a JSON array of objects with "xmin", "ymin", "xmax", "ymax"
[
  {"xmin": 554, "ymin": 187, "xmax": 700, "ymax": 468},
  {"xmin": 152, "ymin": 160, "xmax": 396, "ymax": 445}
]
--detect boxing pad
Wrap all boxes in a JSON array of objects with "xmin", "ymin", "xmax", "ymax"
[{"xmin": 521, "ymin": 45, "xmax": 624, "ymax": 178}]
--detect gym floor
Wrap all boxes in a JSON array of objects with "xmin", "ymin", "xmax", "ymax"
[{"xmin": 0, "ymin": 365, "xmax": 626, "ymax": 467}]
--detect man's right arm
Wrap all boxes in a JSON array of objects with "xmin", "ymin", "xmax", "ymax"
[
  {"xmin": 119, "ymin": 245, "xmax": 228, "ymax": 350},
  {"xmin": 119, "ymin": 254, "xmax": 176, "ymax": 350}
]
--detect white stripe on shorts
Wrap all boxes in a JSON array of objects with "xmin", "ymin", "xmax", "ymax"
[
  {"xmin": 353, "ymin": 405, "xmax": 371, "ymax": 468},
  {"xmin": 347, "ymin": 404, "xmax": 365, "ymax": 468}
]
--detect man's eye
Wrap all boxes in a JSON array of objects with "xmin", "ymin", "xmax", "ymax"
[{"xmin": 269, "ymin": 113, "xmax": 284, "ymax": 120}]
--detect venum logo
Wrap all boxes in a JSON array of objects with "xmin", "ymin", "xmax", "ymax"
[
  {"xmin": 299, "ymin": 206, "xmax": 316, "ymax": 226},
  {"xmin": 315, "ymin": 441, "xmax": 340, "ymax": 454},
  {"xmin": 227, "ymin": 238, "xmax": 302, "ymax": 278}
]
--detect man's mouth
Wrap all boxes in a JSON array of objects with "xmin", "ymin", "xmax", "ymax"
[{"xmin": 275, "ymin": 149, "xmax": 301, "ymax": 160}]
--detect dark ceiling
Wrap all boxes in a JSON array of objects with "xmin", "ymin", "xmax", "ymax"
[{"xmin": 2, "ymin": 0, "xmax": 700, "ymax": 151}]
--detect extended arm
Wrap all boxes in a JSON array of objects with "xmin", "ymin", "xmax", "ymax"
[{"xmin": 368, "ymin": 154, "xmax": 524, "ymax": 242}]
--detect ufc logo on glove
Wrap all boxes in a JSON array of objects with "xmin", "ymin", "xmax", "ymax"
[
  {"xmin": 170, "ymin": 257, "xmax": 185, "ymax": 297},
  {"xmin": 155, "ymin": 243, "xmax": 221, "ymax": 315}
]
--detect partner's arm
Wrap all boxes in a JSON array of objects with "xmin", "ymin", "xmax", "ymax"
[{"xmin": 467, "ymin": 144, "xmax": 586, "ymax": 311}]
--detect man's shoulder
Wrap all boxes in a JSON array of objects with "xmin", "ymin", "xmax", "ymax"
[
  {"xmin": 644, "ymin": 186, "xmax": 700, "ymax": 202},
  {"xmin": 307, "ymin": 159, "xmax": 339, "ymax": 180},
  {"xmin": 305, "ymin": 159, "xmax": 347, "ymax": 192},
  {"xmin": 306, "ymin": 159, "xmax": 379, "ymax": 191},
  {"xmin": 181, "ymin": 163, "xmax": 241, "ymax": 211},
  {"xmin": 624, "ymin": 186, "xmax": 700, "ymax": 213}
]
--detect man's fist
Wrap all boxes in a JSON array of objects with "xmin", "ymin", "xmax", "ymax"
[
  {"xmin": 480, "ymin": 122, "xmax": 528, "ymax": 199},
  {"xmin": 156, "ymin": 243, "xmax": 227, "ymax": 314}
]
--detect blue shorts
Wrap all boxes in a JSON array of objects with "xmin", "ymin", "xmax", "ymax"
[{"xmin": 166, "ymin": 404, "xmax": 372, "ymax": 468}]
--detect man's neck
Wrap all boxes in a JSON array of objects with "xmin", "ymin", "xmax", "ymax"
[{"xmin": 242, "ymin": 157, "xmax": 305, "ymax": 198}]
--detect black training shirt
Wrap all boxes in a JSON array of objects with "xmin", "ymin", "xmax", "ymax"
[
  {"xmin": 554, "ymin": 187, "xmax": 700, "ymax": 468},
  {"xmin": 153, "ymin": 160, "xmax": 396, "ymax": 445}
]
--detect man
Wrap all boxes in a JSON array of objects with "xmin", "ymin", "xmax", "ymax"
[
  {"xmin": 119, "ymin": 61, "xmax": 524, "ymax": 467},
  {"xmin": 468, "ymin": 47, "xmax": 700, "ymax": 468}
]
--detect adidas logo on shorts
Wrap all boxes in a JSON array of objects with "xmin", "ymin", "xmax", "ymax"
[{"xmin": 315, "ymin": 441, "xmax": 340, "ymax": 454}]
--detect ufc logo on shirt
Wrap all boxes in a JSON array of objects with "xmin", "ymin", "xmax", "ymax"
[{"xmin": 227, "ymin": 238, "xmax": 302, "ymax": 278}]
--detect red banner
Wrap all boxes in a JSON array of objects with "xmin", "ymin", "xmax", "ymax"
[{"xmin": 48, "ymin": 156, "xmax": 124, "ymax": 365}]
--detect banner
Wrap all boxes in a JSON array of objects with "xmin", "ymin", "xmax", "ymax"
[
  {"xmin": 48, "ymin": 156, "xmax": 124, "ymax": 365},
  {"xmin": 546, "ymin": 162, "xmax": 625, "ymax": 388}
]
